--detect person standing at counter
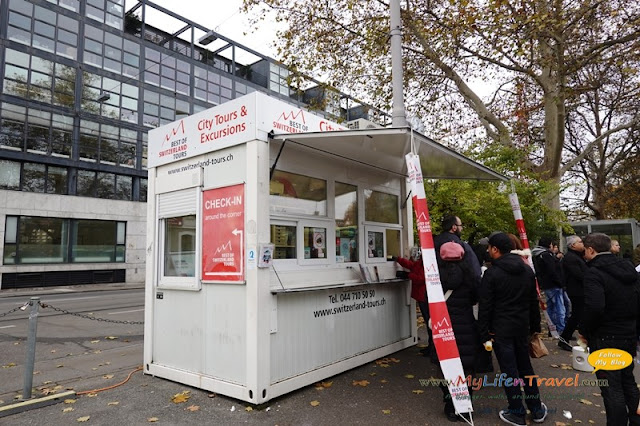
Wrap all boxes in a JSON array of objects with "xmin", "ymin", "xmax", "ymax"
[{"xmin": 392, "ymin": 249, "xmax": 431, "ymax": 353}]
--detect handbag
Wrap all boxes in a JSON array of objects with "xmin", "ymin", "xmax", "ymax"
[{"xmin": 529, "ymin": 333, "xmax": 549, "ymax": 358}]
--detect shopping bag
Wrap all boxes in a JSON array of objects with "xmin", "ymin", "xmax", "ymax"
[{"xmin": 529, "ymin": 333, "xmax": 549, "ymax": 358}]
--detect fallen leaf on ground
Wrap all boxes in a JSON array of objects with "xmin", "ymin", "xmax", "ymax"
[
  {"xmin": 404, "ymin": 374, "xmax": 415, "ymax": 379},
  {"xmin": 64, "ymin": 399, "xmax": 77, "ymax": 404},
  {"xmin": 352, "ymin": 380, "xmax": 370, "ymax": 387},
  {"xmin": 102, "ymin": 375, "xmax": 114, "ymax": 379},
  {"xmin": 62, "ymin": 407, "xmax": 74, "ymax": 413},
  {"xmin": 382, "ymin": 409, "xmax": 391, "ymax": 414},
  {"xmin": 171, "ymin": 390, "xmax": 191, "ymax": 403},
  {"xmin": 43, "ymin": 381, "xmax": 52, "ymax": 385},
  {"xmin": 90, "ymin": 340, "xmax": 100, "ymax": 343},
  {"xmin": 208, "ymin": 393, "xmax": 216, "ymax": 398},
  {"xmin": 554, "ymin": 422, "xmax": 567, "ymax": 426},
  {"xmin": 412, "ymin": 390, "xmax": 424, "ymax": 394},
  {"xmin": 320, "ymin": 381, "xmax": 332, "ymax": 388},
  {"xmin": 186, "ymin": 405, "xmax": 200, "ymax": 412},
  {"xmin": 244, "ymin": 406, "xmax": 252, "ymax": 412},
  {"xmin": 369, "ymin": 372, "xmax": 377, "ymax": 376},
  {"xmin": 105, "ymin": 336, "xmax": 118, "ymax": 340},
  {"xmin": 579, "ymin": 399, "xmax": 593, "ymax": 405},
  {"xmin": 51, "ymin": 350, "xmax": 56, "ymax": 353},
  {"xmin": 148, "ymin": 417, "xmax": 159, "ymax": 422},
  {"xmin": 3, "ymin": 363, "xmax": 17, "ymax": 368},
  {"xmin": 310, "ymin": 400, "xmax": 320, "ymax": 407},
  {"xmin": 33, "ymin": 371, "xmax": 41, "ymax": 375},
  {"xmin": 588, "ymin": 421, "xmax": 595, "ymax": 424},
  {"xmin": 380, "ymin": 379, "xmax": 388, "ymax": 384},
  {"xmin": 77, "ymin": 416, "xmax": 90, "ymax": 422},
  {"xmin": 592, "ymin": 393, "xmax": 601, "ymax": 397},
  {"xmin": 56, "ymin": 365, "xmax": 64, "ymax": 368},
  {"xmin": 574, "ymin": 421, "xmax": 582, "ymax": 424},
  {"xmin": 550, "ymin": 364, "xmax": 559, "ymax": 368},
  {"xmin": 86, "ymin": 393, "xmax": 98, "ymax": 398},
  {"xmin": 107, "ymin": 401, "xmax": 119, "ymax": 406}
]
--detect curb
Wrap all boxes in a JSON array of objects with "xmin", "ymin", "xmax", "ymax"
[{"xmin": 0, "ymin": 390, "xmax": 76, "ymax": 418}]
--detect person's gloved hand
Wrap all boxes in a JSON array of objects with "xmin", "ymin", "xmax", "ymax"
[{"xmin": 390, "ymin": 256, "xmax": 398, "ymax": 262}]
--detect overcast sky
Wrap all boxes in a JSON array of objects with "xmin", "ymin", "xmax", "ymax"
[{"xmin": 125, "ymin": 0, "xmax": 280, "ymax": 59}]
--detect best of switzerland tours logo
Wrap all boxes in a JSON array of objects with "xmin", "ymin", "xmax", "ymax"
[{"xmin": 159, "ymin": 120, "xmax": 187, "ymax": 160}]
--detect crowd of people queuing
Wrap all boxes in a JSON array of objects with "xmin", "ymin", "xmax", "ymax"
[{"xmin": 394, "ymin": 215, "xmax": 640, "ymax": 425}]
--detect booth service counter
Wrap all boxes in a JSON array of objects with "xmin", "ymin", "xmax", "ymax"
[{"xmin": 144, "ymin": 92, "xmax": 504, "ymax": 404}]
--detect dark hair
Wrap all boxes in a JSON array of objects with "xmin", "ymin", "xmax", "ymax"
[
  {"xmin": 441, "ymin": 215, "xmax": 458, "ymax": 231},
  {"xmin": 538, "ymin": 237, "xmax": 553, "ymax": 248},
  {"xmin": 583, "ymin": 233, "xmax": 611, "ymax": 253},
  {"xmin": 489, "ymin": 232, "xmax": 514, "ymax": 254}
]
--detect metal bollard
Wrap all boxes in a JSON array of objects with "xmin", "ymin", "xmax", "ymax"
[{"xmin": 22, "ymin": 297, "xmax": 40, "ymax": 400}]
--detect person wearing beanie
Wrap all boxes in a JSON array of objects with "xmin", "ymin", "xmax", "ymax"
[
  {"xmin": 478, "ymin": 232, "xmax": 547, "ymax": 425},
  {"xmin": 558, "ymin": 235, "xmax": 587, "ymax": 351},
  {"xmin": 432, "ymin": 241, "xmax": 479, "ymax": 422}
]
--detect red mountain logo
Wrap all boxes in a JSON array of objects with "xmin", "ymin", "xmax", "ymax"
[
  {"xmin": 278, "ymin": 109, "xmax": 306, "ymax": 124},
  {"xmin": 163, "ymin": 120, "xmax": 185, "ymax": 145}
]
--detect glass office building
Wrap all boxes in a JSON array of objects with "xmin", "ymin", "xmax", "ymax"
[{"xmin": 0, "ymin": 0, "xmax": 386, "ymax": 289}]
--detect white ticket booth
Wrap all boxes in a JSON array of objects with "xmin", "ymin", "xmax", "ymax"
[{"xmin": 144, "ymin": 91, "xmax": 503, "ymax": 404}]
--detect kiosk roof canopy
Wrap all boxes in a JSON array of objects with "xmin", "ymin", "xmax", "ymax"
[{"xmin": 272, "ymin": 128, "xmax": 507, "ymax": 181}]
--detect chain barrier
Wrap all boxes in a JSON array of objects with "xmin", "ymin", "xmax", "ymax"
[
  {"xmin": 37, "ymin": 301, "xmax": 145, "ymax": 325},
  {"xmin": 0, "ymin": 301, "xmax": 31, "ymax": 318}
]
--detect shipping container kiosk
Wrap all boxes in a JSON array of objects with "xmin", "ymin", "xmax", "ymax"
[{"xmin": 144, "ymin": 92, "xmax": 504, "ymax": 404}]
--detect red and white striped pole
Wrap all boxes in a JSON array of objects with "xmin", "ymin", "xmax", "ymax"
[
  {"xmin": 509, "ymin": 188, "xmax": 559, "ymax": 338},
  {"xmin": 405, "ymin": 153, "xmax": 472, "ymax": 416}
]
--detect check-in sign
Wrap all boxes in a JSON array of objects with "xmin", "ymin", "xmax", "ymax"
[{"xmin": 202, "ymin": 184, "xmax": 244, "ymax": 282}]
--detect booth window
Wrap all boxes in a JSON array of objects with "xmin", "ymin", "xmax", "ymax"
[
  {"xmin": 367, "ymin": 230, "xmax": 384, "ymax": 258},
  {"xmin": 3, "ymin": 215, "xmax": 125, "ymax": 264},
  {"xmin": 364, "ymin": 190, "xmax": 399, "ymax": 224},
  {"xmin": 304, "ymin": 227, "xmax": 326, "ymax": 259},
  {"xmin": 163, "ymin": 215, "xmax": 196, "ymax": 277},
  {"xmin": 269, "ymin": 170, "xmax": 327, "ymax": 216},
  {"xmin": 271, "ymin": 224, "xmax": 296, "ymax": 259},
  {"xmin": 335, "ymin": 182, "xmax": 358, "ymax": 262}
]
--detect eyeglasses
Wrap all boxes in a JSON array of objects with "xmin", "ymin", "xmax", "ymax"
[{"xmin": 455, "ymin": 223, "xmax": 463, "ymax": 227}]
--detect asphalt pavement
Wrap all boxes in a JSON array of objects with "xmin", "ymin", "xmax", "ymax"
[{"xmin": 0, "ymin": 284, "xmax": 627, "ymax": 425}]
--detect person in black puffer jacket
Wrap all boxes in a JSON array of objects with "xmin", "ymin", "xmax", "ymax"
[
  {"xmin": 478, "ymin": 233, "xmax": 546, "ymax": 426},
  {"xmin": 430, "ymin": 241, "xmax": 479, "ymax": 422},
  {"xmin": 579, "ymin": 233, "xmax": 640, "ymax": 426}
]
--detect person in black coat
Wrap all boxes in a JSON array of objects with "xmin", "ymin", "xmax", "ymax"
[
  {"xmin": 431, "ymin": 241, "xmax": 479, "ymax": 422},
  {"xmin": 478, "ymin": 233, "xmax": 547, "ymax": 426},
  {"xmin": 559, "ymin": 235, "xmax": 588, "ymax": 351},
  {"xmin": 579, "ymin": 233, "xmax": 640, "ymax": 426}
]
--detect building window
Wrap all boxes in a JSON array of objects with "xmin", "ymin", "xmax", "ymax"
[
  {"xmin": 335, "ymin": 182, "xmax": 358, "ymax": 262},
  {"xmin": 3, "ymin": 216, "xmax": 125, "ymax": 265},
  {"xmin": 163, "ymin": 215, "xmax": 196, "ymax": 277},
  {"xmin": 364, "ymin": 190, "xmax": 399, "ymax": 224},
  {"xmin": 304, "ymin": 226, "xmax": 326, "ymax": 259},
  {"xmin": 271, "ymin": 224, "xmax": 296, "ymax": 259},
  {"xmin": 269, "ymin": 170, "xmax": 327, "ymax": 216},
  {"xmin": 0, "ymin": 160, "xmax": 21, "ymax": 190}
]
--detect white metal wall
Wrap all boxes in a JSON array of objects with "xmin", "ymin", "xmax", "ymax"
[{"xmin": 270, "ymin": 282, "xmax": 411, "ymax": 383}]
